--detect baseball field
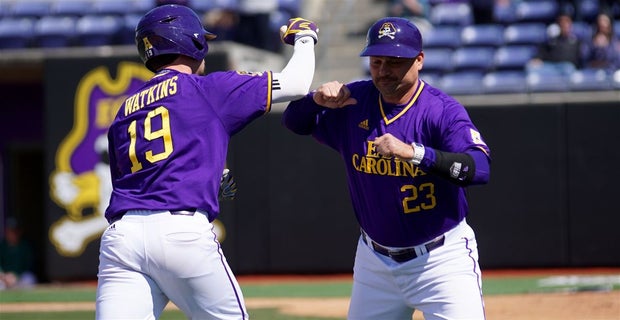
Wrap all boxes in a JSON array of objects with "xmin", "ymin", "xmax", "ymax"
[{"xmin": 0, "ymin": 268, "xmax": 618, "ymax": 320}]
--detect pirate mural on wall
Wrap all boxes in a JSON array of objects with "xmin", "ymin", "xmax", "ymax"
[{"xmin": 49, "ymin": 62, "xmax": 153, "ymax": 257}]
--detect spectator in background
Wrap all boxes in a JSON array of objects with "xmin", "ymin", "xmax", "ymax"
[
  {"xmin": 235, "ymin": 0, "xmax": 281, "ymax": 52},
  {"xmin": 527, "ymin": 12, "xmax": 583, "ymax": 76},
  {"xmin": 387, "ymin": 0, "xmax": 433, "ymax": 35},
  {"xmin": 582, "ymin": 12, "xmax": 620, "ymax": 72},
  {"xmin": 0, "ymin": 217, "xmax": 36, "ymax": 290},
  {"xmin": 203, "ymin": 7, "xmax": 239, "ymax": 41}
]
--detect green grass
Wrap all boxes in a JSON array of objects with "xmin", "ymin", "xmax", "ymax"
[
  {"xmin": 1, "ymin": 273, "xmax": 618, "ymax": 320},
  {"xmin": 0, "ymin": 309, "xmax": 342, "ymax": 320}
]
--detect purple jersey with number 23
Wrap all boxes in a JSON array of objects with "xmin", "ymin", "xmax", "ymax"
[
  {"xmin": 105, "ymin": 69, "xmax": 272, "ymax": 223},
  {"xmin": 285, "ymin": 79, "xmax": 491, "ymax": 247}
]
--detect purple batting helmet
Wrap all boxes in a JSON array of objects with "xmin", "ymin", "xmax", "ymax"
[
  {"xmin": 360, "ymin": 17, "xmax": 423, "ymax": 58},
  {"xmin": 136, "ymin": 4, "xmax": 216, "ymax": 71}
]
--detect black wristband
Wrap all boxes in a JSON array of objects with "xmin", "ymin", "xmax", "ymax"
[{"xmin": 432, "ymin": 150, "xmax": 476, "ymax": 185}]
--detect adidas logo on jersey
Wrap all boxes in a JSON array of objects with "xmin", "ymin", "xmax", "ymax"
[{"xmin": 358, "ymin": 119, "xmax": 369, "ymax": 130}]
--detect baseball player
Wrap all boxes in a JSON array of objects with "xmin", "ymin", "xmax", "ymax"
[
  {"xmin": 282, "ymin": 17, "xmax": 491, "ymax": 320},
  {"xmin": 96, "ymin": 4, "xmax": 318, "ymax": 319}
]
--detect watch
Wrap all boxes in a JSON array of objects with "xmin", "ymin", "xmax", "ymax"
[{"xmin": 410, "ymin": 143, "xmax": 425, "ymax": 165}]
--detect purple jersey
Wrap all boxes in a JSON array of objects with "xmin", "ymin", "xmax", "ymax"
[
  {"xmin": 283, "ymin": 80, "xmax": 490, "ymax": 247},
  {"xmin": 105, "ymin": 69, "xmax": 272, "ymax": 222}
]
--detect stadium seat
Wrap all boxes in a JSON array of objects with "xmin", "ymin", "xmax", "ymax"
[
  {"xmin": 429, "ymin": 2, "xmax": 473, "ymax": 26},
  {"xmin": 192, "ymin": 0, "xmax": 238, "ymax": 13},
  {"xmin": 133, "ymin": 0, "xmax": 155, "ymax": 14},
  {"xmin": 421, "ymin": 73, "xmax": 441, "ymax": 87},
  {"xmin": 0, "ymin": 17, "xmax": 35, "ymax": 49},
  {"xmin": 515, "ymin": 0, "xmax": 558, "ymax": 24},
  {"xmin": 93, "ymin": 0, "xmax": 127, "ymax": 16},
  {"xmin": 571, "ymin": 21, "xmax": 593, "ymax": 41},
  {"xmin": 439, "ymin": 71, "xmax": 484, "ymax": 95},
  {"xmin": 451, "ymin": 47, "xmax": 496, "ymax": 72},
  {"xmin": 576, "ymin": 0, "xmax": 599, "ymax": 22},
  {"xmin": 9, "ymin": 0, "xmax": 52, "ymax": 18},
  {"xmin": 278, "ymin": 0, "xmax": 301, "ymax": 16},
  {"xmin": 460, "ymin": 24, "xmax": 505, "ymax": 48},
  {"xmin": 421, "ymin": 48, "xmax": 453, "ymax": 75},
  {"xmin": 493, "ymin": 45, "xmax": 537, "ymax": 71},
  {"xmin": 34, "ymin": 16, "xmax": 77, "ymax": 48},
  {"xmin": 526, "ymin": 67, "xmax": 569, "ymax": 92},
  {"xmin": 75, "ymin": 15, "xmax": 123, "ymax": 46},
  {"xmin": 613, "ymin": 70, "xmax": 620, "ymax": 89},
  {"xmin": 493, "ymin": 2, "xmax": 518, "ymax": 25},
  {"xmin": 422, "ymin": 25, "xmax": 462, "ymax": 49},
  {"xmin": 119, "ymin": 14, "xmax": 142, "ymax": 44},
  {"xmin": 51, "ymin": 0, "xmax": 95, "ymax": 17},
  {"xmin": 483, "ymin": 71, "xmax": 527, "ymax": 93},
  {"xmin": 569, "ymin": 68, "xmax": 613, "ymax": 91},
  {"xmin": 504, "ymin": 23, "xmax": 548, "ymax": 46}
]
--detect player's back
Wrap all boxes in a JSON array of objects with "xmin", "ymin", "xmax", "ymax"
[
  {"xmin": 105, "ymin": 68, "xmax": 271, "ymax": 222},
  {"xmin": 106, "ymin": 69, "xmax": 228, "ymax": 220}
]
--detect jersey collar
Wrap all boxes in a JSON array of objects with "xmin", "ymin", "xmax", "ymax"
[{"xmin": 379, "ymin": 80, "xmax": 425, "ymax": 125}]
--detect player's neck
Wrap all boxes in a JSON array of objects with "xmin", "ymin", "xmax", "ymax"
[
  {"xmin": 381, "ymin": 81, "xmax": 419, "ymax": 105},
  {"xmin": 162, "ymin": 64, "xmax": 193, "ymax": 74}
]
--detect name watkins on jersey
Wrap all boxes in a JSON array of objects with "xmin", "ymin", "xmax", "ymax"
[
  {"xmin": 352, "ymin": 140, "xmax": 428, "ymax": 178},
  {"xmin": 123, "ymin": 75, "xmax": 179, "ymax": 116}
]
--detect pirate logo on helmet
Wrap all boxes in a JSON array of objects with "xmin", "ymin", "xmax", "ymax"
[{"xmin": 378, "ymin": 22, "xmax": 397, "ymax": 40}]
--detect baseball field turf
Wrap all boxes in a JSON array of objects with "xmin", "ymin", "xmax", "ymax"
[{"xmin": 0, "ymin": 269, "xmax": 619, "ymax": 319}]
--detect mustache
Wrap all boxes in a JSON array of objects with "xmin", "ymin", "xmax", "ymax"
[{"xmin": 375, "ymin": 76, "xmax": 396, "ymax": 82}]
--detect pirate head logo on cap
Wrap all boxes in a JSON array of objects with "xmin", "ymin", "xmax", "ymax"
[
  {"xmin": 378, "ymin": 22, "xmax": 397, "ymax": 40},
  {"xmin": 360, "ymin": 17, "xmax": 423, "ymax": 58}
]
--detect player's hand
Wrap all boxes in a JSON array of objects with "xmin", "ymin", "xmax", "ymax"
[
  {"xmin": 312, "ymin": 81, "xmax": 357, "ymax": 109},
  {"xmin": 280, "ymin": 17, "xmax": 319, "ymax": 45},
  {"xmin": 218, "ymin": 169, "xmax": 237, "ymax": 201},
  {"xmin": 374, "ymin": 133, "xmax": 414, "ymax": 160}
]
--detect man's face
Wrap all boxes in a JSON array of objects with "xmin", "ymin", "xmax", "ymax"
[{"xmin": 368, "ymin": 54, "xmax": 423, "ymax": 99}]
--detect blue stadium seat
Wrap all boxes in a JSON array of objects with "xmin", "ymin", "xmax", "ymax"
[
  {"xmin": 503, "ymin": 23, "xmax": 548, "ymax": 46},
  {"xmin": 439, "ymin": 71, "xmax": 484, "ymax": 95},
  {"xmin": 192, "ymin": 0, "xmax": 238, "ymax": 13},
  {"xmin": 278, "ymin": 0, "xmax": 300, "ymax": 16},
  {"xmin": 493, "ymin": 2, "xmax": 518, "ymax": 25},
  {"xmin": 0, "ymin": 2, "xmax": 11, "ymax": 18},
  {"xmin": 576, "ymin": 0, "xmax": 599, "ymax": 22},
  {"xmin": 119, "ymin": 14, "xmax": 142, "ymax": 44},
  {"xmin": 422, "ymin": 25, "xmax": 462, "ymax": 49},
  {"xmin": 483, "ymin": 71, "xmax": 527, "ymax": 93},
  {"xmin": 9, "ymin": 0, "xmax": 52, "ymax": 18},
  {"xmin": 421, "ymin": 73, "xmax": 441, "ymax": 87},
  {"xmin": 51, "ymin": 0, "xmax": 95, "ymax": 17},
  {"xmin": 34, "ymin": 16, "xmax": 77, "ymax": 48},
  {"xmin": 571, "ymin": 21, "xmax": 593, "ymax": 42},
  {"xmin": 613, "ymin": 70, "xmax": 620, "ymax": 89},
  {"xmin": 569, "ymin": 68, "xmax": 613, "ymax": 91},
  {"xmin": 0, "ymin": 17, "xmax": 35, "ymax": 49},
  {"xmin": 93, "ymin": 0, "xmax": 127, "ymax": 16},
  {"xmin": 493, "ymin": 45, "xmax": 537, "ymax": 71},
  {"xmin": 451, "ymin": 47, "xmax": 496, "ymax": 72},
  {"xmin": 421, "ymin": 48, "xmax": 453, "ymax": 75},
  {"xmin": 515, "ymin": 0, "xmax": 558, "ymax": 24},
  {"xmin": 460, "ymin": 24, "xmax": 505, "ymax": 48},
  {"xmin": 269, "ymin": 8, "xmax": 293, "ymax": 34},
  {"xmin": 526, "ymin": 67, "xmax": 569, "ymax": 92},
  {"xmin": 429, "ymin": 2, "xmax": 473, "ymax": 26},
  {"xmin": 76, "ymin": 15, "xmax": 122, "ymax": 46},
  {"xmin": 133, "ymin": 0, "xmax": 155, "ymax": 14}
]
